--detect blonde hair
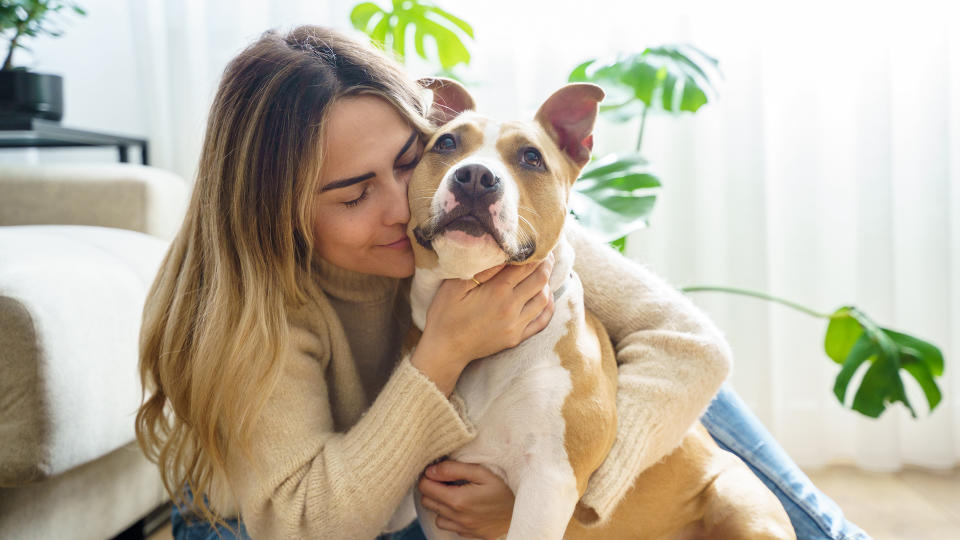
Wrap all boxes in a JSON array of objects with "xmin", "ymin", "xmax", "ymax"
[{"xmin": 135, "ymin": 25, "xmax": 432, "ymax": 534}]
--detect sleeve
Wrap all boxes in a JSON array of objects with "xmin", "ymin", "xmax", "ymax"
[
  {"xmin": 566, "ymin": 222, "xmax": 733, "ymax": 527},
  {"xmin": 226, "ymin": 325, "xmax": 477, "ymax": 540}
]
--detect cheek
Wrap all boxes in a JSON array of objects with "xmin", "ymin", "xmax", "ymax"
[{"xmin": 313, "ymin": 206, "xmax": 377, "ymax": 261}]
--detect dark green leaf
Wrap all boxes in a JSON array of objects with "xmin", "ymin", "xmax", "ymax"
[
  {"xmin": 853, "ymin": 353, "xmax": 914, "ymax": 418},
  {"xmin": 886, "ymin": 329, "xmax": 944, "ymax": 376},
  {"xmin": 833, "ymin": 333, "xmax": 873, "ymax": 405},
  {"xmin": 901, "ymin": 357, "xmax": 942, "ymax": 412}
]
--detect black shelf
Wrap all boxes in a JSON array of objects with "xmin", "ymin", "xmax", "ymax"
[{"xmin": 0, "ymin": 117, "xmax": 149, "ymax": 165}]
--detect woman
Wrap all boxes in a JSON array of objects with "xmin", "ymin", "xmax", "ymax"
[{"xmin": 135, "ymin": 25, "xmax": 867, "ymax": 540}]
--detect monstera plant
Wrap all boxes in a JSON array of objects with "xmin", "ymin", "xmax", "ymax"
[
  {"xmin": 349, "ymin": 0, "xmax": 473, "ymax": 76},
  {"xmin": 347, "ymin": 1, "xmax": 947, "ymax": 420}
]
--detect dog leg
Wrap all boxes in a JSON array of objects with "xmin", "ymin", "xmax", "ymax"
[
  {"xmin": 413, "ymin": 484, "xmax": 471, "ymax": 540},
  {"xmin": 699, "ymin": 461, "xmax": 796, "ymax": 540},
  {"xmin": 505, "ymin": 464, "xmax": 579, "ymax": 540}
]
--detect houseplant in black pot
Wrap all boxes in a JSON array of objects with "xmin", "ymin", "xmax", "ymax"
[{"xmin": 0, "ymin": 0, "xmax": 86, "ymax": 124}]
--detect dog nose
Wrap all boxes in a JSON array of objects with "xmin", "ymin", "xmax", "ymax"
[{"xmin": 454, "ymin": 164, "xmax": 500, "ymax": 195}]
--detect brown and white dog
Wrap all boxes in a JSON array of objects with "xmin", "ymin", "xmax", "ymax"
[{"xmin": 401, "ymin": 78, "xmax": 795, "ymax": 540}]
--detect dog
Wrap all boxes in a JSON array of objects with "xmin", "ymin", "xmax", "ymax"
[{"xmin": 401, "ymin": 78, "xmax": 795, "ymax": 540}]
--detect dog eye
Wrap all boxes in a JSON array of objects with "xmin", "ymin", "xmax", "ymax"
[
  {"xmin": 521, "ymin": 147, "xmax": 543, "ymax": 168},
  {"xmin": 433, "ymin": 134, "xmax": 457, "ymax": 152}
]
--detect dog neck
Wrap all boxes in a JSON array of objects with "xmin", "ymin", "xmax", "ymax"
[{"xmin": 409, "ymin": 231, "xmax": 574, "ymax": 332}]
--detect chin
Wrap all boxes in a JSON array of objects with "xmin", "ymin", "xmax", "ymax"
[{"xmin": 374, "ymin": 252, "xmax": 415, "ymax": 279}]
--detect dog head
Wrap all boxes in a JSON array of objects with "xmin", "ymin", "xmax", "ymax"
[{"xmin": 408, "ymin": 79, "xmax": 604, "ymax": 278}]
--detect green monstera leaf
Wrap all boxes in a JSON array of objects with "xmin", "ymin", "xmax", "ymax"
[
  {"xmin": 826, "ymin": 306, "xmax": 944, "ymax": 418},
  {"xmin": 350, "ymin": 0, "xmax": 473, "ymax": 70},
  {"xmin": 569, "ymin": 44, "xmax": 722, "ymax": 122},
  {"xmin": 680, "ymin": 290, "xmax": 947, "ymax": 420},
  {"xmin": 570, "ymin": 153, "xmax": 660, "ymax": 249}
]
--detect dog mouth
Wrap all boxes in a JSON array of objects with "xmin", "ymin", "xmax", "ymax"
[{"xmin": 413, "ymin": 206, "xmax": 536, "ymax": 262}]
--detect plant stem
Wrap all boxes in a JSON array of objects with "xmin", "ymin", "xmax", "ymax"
[
  {"xmin": 635, "ymin": 105, "xmax": 648, "ymax": 153},
  {"xmin": 3, "ymin": 19, "xmax": 27, "ymax": 71},
  {"xmin": 681, "ymin": 285, "xmax": 838, "ymax": 319},
  {"xmin": 3, "ymin": 33, "xmax": 20, "ymax": 71}
]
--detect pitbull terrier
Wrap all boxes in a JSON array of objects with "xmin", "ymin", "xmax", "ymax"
[{"xmin": 403, "ymin": 78, "xmax": 795, "ymax": 540}]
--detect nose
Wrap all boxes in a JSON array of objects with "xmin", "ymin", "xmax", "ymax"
[
  {"xmin": 384, "ymin": 171, "xmax": 411, "ymax": 226},
  {"xmin": 453, "ymin": 164, "xmax": 501, "ymax": 197}
]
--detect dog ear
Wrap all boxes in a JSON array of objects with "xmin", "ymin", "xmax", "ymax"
[
  {"xmin": 534, "ymin": 83, "xmax": 605, "ymax": 168},
  {"xmin": 419, "ymin": 77, "xmax": 476, "ymax": 125}
]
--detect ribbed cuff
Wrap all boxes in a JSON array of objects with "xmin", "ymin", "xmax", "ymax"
[{"xmin": 576, "ymin": 398, "xmax": 659, "ymax": 528}]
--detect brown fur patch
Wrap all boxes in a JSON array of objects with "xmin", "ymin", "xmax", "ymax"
[{"xmin": 555, "ymin": 298, "xmax": 619, "ymax": 497}]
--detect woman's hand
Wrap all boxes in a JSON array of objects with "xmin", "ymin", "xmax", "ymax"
[
  {"xmin": 418, "ymin": 459, "xmax": 515, "ymax": 540},
  {"xmin": 413, "ymin": 254, "xmax": 556, "ymax": 395}
]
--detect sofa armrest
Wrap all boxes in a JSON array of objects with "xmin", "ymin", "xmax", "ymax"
[
  {"xmin": 0, "ymin": 225, "xmax": 168, "ymax": 486},
  {"xmin": 0, "ymin": 164, "xmax": 188, "ymax": 240}
]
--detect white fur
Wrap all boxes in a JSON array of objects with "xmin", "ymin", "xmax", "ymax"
[{"xmin": 411, "ymin": 234, "xmax": 583, "ymax": 540}]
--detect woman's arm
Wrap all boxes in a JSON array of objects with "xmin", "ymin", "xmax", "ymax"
[
  {"xmin": 225, "ymin": 323, "xmax": 476, "ymax": 540},
  {"xmin": 567, "ymin": 221, "xmax": 734, "ymax": 527}
]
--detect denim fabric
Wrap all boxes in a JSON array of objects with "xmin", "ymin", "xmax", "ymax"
[
  {"xmin": 701, "ymin": 384, "xmax": 872, "ymax": 540},
  {"xmin": 169, "ymin": 489, "xmax": 426, "ymax": 540},
  {"xmin": 170, "ymin": 494, "xmax": 251, "ymax": 540},
  {"xmin": 376, "ymin": 520, "xmax": 428, "ymax": 540}
]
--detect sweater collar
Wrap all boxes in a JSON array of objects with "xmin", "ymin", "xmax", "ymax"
[{"xmin": 312, "ymin": 256, "xmax": 399, "ymax": 303}]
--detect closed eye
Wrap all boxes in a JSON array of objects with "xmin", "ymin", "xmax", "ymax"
[{"xmin": 343, "ymin": 187, "xmax": 369, "ymax": 208}]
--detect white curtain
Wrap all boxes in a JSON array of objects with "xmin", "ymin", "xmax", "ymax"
[{"xmin": 40, "ymin": 0, "xmax": 957, "ymax": 470}]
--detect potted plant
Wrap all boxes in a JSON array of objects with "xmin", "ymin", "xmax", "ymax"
[{"xmin": 0, "ymin": 0, "xmax": 86, "ymax": 123}]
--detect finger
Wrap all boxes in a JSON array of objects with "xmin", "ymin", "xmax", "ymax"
[
  {"xmin": 437, "ymin": 276, "xmax": 478, "ymax": 298},
  {"xmin": 420, "ymin": 495, "xmax": 459, "ymax": 521},
  {"xmin": 473, "ymin": 264, "xmax": 506, "ymax": 284},
  {"xmin": 520, "ymin": 294, "xmax": 555, "ymax": 341},
  {"xmin": 436, "ymin": 516, "xmax": 471, "ymax": 536},
  {"xmin": 486, "ymin": 259, "xmax": 543, "ymax": 288},
  {"xmin": 517, "ymin": 284, "xmax": 551, "ymax": 326},
  {"xmin": 418, "ymin": 476, "xmax": 456, "ymax": 502},
  {"xmin": 513, "ymin": 258, "xmax": 553, "ymax": 300},
  {"xmin": 426, "ymin": 460, "xmax": 490, "ymax": 484}
]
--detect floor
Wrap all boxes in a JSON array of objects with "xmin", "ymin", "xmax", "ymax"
[{"xmin": 146, "ymin": 465, "xmax": 960, "ymax": 540}]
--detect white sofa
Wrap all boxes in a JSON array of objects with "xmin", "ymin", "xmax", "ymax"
[{"xmin": 0, "ymin": 164, "xmax": 188, "ymax": 539}]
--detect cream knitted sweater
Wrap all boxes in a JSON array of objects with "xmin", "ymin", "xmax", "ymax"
[{"xmin": 204, "ymin": 223, "xmax": 733, "ymax": 539}]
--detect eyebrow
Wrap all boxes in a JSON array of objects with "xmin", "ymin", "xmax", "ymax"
[{"xmin": 320, "ymin": 130, "xmax": 419, "ymax": 193}]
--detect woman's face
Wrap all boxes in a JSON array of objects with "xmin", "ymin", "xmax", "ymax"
[{"xmin": 313, "ymin": 95, "xmax": 423, "ymax": 278}]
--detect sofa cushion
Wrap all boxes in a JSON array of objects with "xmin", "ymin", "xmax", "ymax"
[
  {"xmin": 0, "ymin": 225, "xmax": 168, "ymax": 486},
  {"xmin": 0, "ymin": 163, "xmax": 188, "ymax": 240}
]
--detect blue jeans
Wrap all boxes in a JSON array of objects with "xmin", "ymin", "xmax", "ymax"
[
  {"xmin": 172, "ymin": 385, "xmax": 869, "ymax": 540},
  {"xmin": 700, "ymin": 384, "xmax": 871, "ymax": 540}
]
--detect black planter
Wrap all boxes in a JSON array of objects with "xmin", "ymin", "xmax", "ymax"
[{"xmin": 0, "ymin": 70, "xmax": 64, "ymax": 122}]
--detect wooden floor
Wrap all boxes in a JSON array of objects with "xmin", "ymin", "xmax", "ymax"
[
  {"xmin": 146, "ymin": 465, "xmax": 960, "ymax": 540},
  {"xmin": 804, "ymin": 465, "xmax": 960, "ymax": 539}
]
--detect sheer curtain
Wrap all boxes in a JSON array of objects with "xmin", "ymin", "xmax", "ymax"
[{"xmin": 125, "ymin": 0, "xmax": 958, "ymax": 470}]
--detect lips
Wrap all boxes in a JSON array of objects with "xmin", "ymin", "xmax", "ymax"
[{"xmin": 381, "ymin": 236, "xmax": 411, "ymax": 249}]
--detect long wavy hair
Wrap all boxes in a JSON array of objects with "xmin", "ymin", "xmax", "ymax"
[{"xmin": 135, "ymin": 25, "xmax": 432, "ymax": 533}]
